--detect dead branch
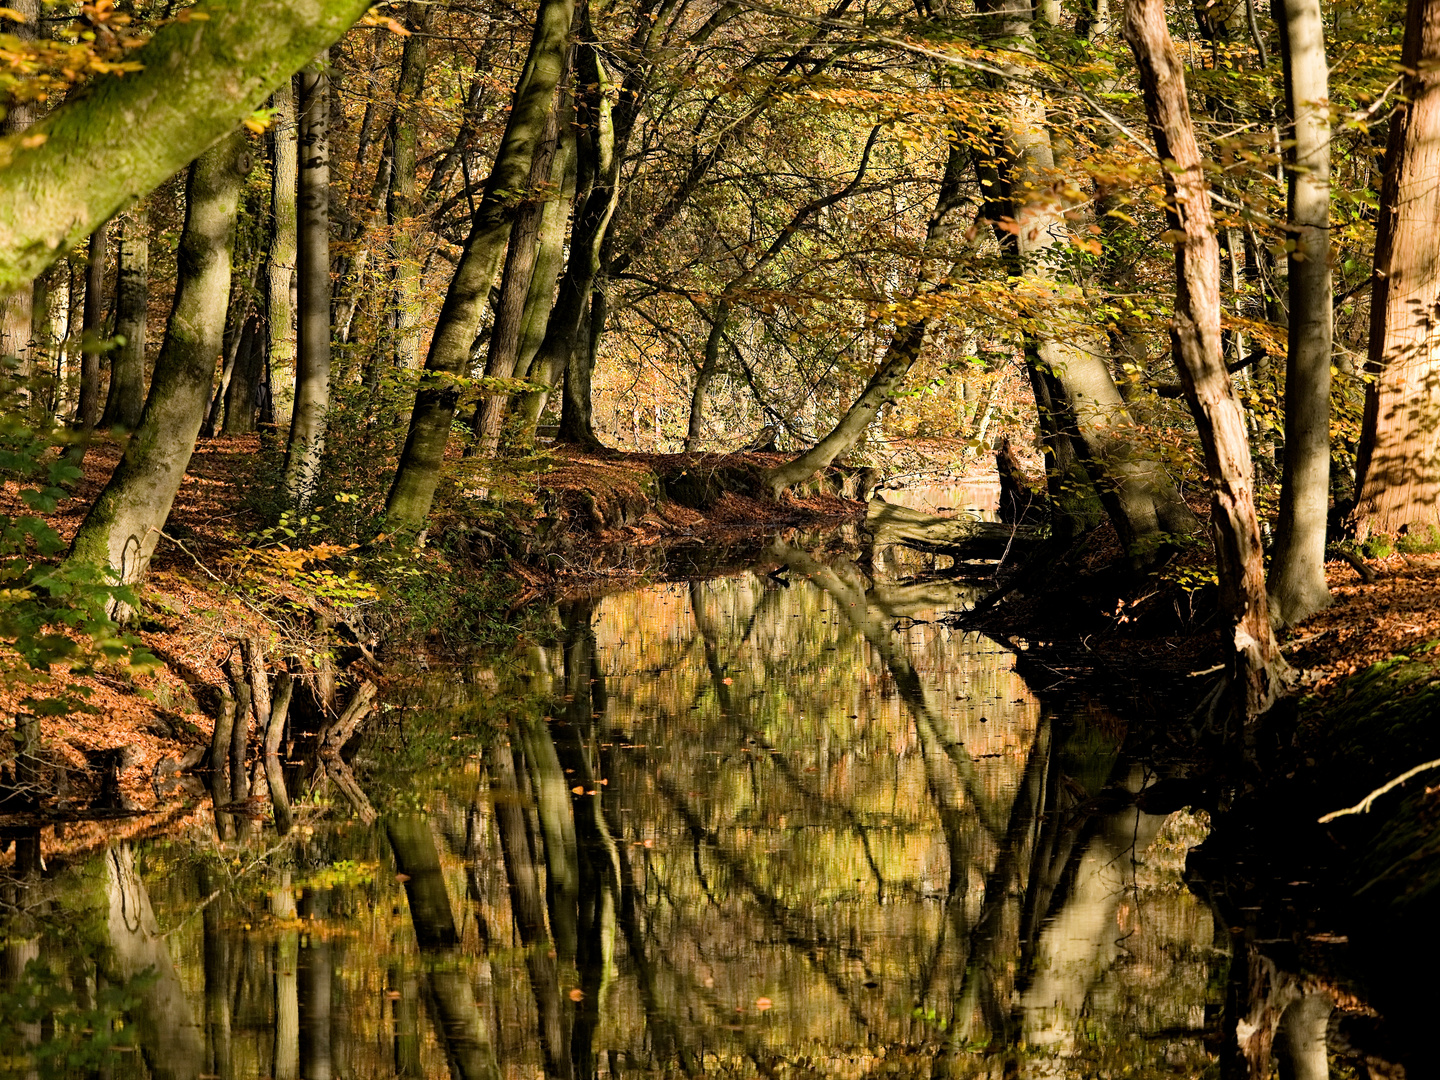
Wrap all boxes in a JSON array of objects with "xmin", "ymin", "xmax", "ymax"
[{"xmin": 1318, "ymin": 756, "xmax": 1440, "ymax": 823}]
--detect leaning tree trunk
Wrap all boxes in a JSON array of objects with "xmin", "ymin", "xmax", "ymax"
[
  {"xmin": 266, "ymin": 81, "xmax": 298, "ymax": 418},
  {"xmin": 1266, "ymin": 0, "xmax": 1333, "ymax": 627},
  {"xmin": 1123, "ymin": 0, "xmax": 1285, "ymax": 720},
  {"xmin": 0, "ymin": 0, "xmax": 373, "ymax": 296},
  {"xmin": 384, "ymin": 0, "xmax": 576, "ymax": 532},
  {"xmin": 283, "ymin": 56, "xmax": 332, "ymax": 509},
  {"xmin": 66, "ymin": 130, "xmax": 250, "ymax": 605},
  {"xmin": 1351, "ymin": 0, "xmax": 1440, "ymax": 540},
  {"xmin": 101, "ymin": 203, "xmax": 149, "ymax": 430}
]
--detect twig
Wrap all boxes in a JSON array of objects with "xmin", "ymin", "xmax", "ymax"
[{"xmin": 1318, "ymin": 757, "xmax": 1440, "ymax": 824}]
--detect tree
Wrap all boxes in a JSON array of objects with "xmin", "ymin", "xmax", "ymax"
[
  {"xmin": 266, "ymin": 83, "xmax": 299, "ymax": 422},
  {"xmin": 283, "ymin": 56, "xmax": 332, "ymax": 509},
  {"xmin": 1123, "ymin": 0, "xmax": 1285, "ymax": 720},
  {"xmin": 66, "ymin": 130, "xmax": 251, "ymax": 604},
  {"xmin": 1267, "ymin": 0, "xmax": 1334, "ymax": 627},
  {"xmin": 384, "ymin": 0, "xmax": 577, "ymax": 533},
  {"xmin": 100, "ymin": 204, "xmax": 149, "ymax": 431},
  {"xmin": 0, "ymin": 0, "xmax": 374, "ymax": 295},
  {"xmin": 1351, "ymin": 0, "xmax": 1440, "ymax": 541}
]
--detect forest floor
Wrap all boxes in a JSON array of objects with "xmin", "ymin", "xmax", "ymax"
[{"xmin": 3, "ymin": 433, "xmax": 1437, "ymax": 865}]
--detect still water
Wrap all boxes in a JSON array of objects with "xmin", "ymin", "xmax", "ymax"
[{"xmin": 2, "ymin": 546, "xmax": 1224, "ymax": 1079}]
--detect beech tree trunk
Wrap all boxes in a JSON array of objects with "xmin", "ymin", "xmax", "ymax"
[
  {"xmin": 1124, "ymin": 0, "xmax": 1285, "ymax": 720},
  {"xmin": 66, "ymin": 130, "xmax": 250, "ymax": 601},
  {"xmin": 0, "ymin": 0, "xmax": 373, "ymax": 295},
  {"xmin": 266, "ymin": 82, "xmax": 298, "ymax": 415},
  {"xmin": 284, "ymin": 56, "xmax": 332, "ymax": 509},
  {"xmin": 101, "ymin": 204, "xmax": 149, "ymax": 430},
  {"xmin": 1352, "ymin": 0, "xmax": 1440, "ymax": 540},
  {"xmin": 223, "ymin": 312, "xmax": 264, "ymax": 434},
  {"xmin": 0, "ymin": 0, "xmax": 40, "ymax": 377},
  {"xmin": 1267, "ymin": 0, "xmax": 1333, "ymax": 627},
  {"xmin": 75, "ymin": 221, "xmax": 110, "ymax": 433},
  {"xmin": 383, "ymin": 2, "xmax": 436, "ymax": 373},
  {"xmin": 384, "ymin": 0, "xmax": 576, "ymax": 532}
]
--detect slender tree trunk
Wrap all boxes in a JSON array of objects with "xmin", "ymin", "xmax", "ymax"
[
  {"xmin": 383, "ymin": 3, "xmax": 436, "ymax": 373},
  {"xmin": 1124, "ymin": 0, "xmax": 1285, "ymax": 720},
  {"xmin": 75, "ymin": 221, "xmax": 110, "ymax": 431},
  {"xmin": 0, "ymin": 0, "xmax": 39, "ymax": 378},
  {"xmin": 1267, "ymin": 0, "xmax": 1333, "ymax": 626},
  {"xmin": 65, "ymin": 130, "xmax": 250, "ymax": 603},
  {"xmin": 384, "ymin": 0, "xmax": 576, "ymax": 532},
  {"xmin": 223, "ymin": 312, "xmax": 264, "ymax": 434},
  {"xmin": 1352, "ymin": 0, "xmax": 1440, "ymax": 540},
  {"xmin": 101, "ymin": 204, "xmax": 149, "ymax": 430},
  {"xmin": 0, "ymin": 0, "xmax": 374, "ymax": 295},
  {"xmin": 267, "ymin": 82, "xmax": 298, "ymax": 424},
  {"xmin": 686, "ymin": 304, "xmax": 729, "ymax": 450},
  {"xmin": 284, "ymin": 56, "xmax": 332, "ymax": 509}
]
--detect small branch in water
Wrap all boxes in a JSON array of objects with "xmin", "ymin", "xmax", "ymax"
[{"xmin": 1318, "ymin": 757, "xmax": 1440, "ymax": 824}]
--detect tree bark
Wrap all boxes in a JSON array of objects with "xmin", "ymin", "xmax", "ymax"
[
  {"xmin": 1267, "ymin": 0, "xmax": 1334, "ymax": 627},
  {"xmin": 101, "ymin": 204, "xmax": 149, "ymax": 430},
  {"xmin": 75, "ymin": 221, "xmax": 110, "ymax": 432},
  {"xmin": 1352, "ymin": 0, "xmax": 1440, "ymax": 540},
  {"xmin": 266, "ymin": 81, "xmax": 299, "ymax": 421},
  {"xmin": 384, "ymin": 0, "xmax": 576, "ymax": 532},
  {"xmin": 0, "ymin": 0, "xmax": 40, "ymax": 377},
  {"xmin": 66, "ymin": 130, "xmax": 250, "ymax": 603},
  {"xmin": 223, "ymin": 312, "xmax": 264, "ymax": 434},
  {"xmin": 382, "ymin": 3, "xmax": 436, "ymax": 373},
  {"xmin": 0, "ymin": 0, "xmax": 373, "ymax": 295},
  {"xmin": 284, "ymin": 56, "xmax": 331, "ymax": 509},
  {"xmin": 1124, "ymin": 0, "xmax": 1285, "ymax": 720}
]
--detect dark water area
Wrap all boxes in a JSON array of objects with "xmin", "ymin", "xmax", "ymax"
[{"xmin": 0, "ymin": 544, "xmax": 1410, "ymax": 1078}]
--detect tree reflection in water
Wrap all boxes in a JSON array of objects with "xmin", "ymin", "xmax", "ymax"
[{"xmin": 0, "ymin": 558, "xmax": 1365, "ymax": 1078}]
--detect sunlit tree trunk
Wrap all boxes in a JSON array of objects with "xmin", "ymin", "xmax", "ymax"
[
  {"xmin": 66, "ymin": 130, "xmax": 250, "ymax": 603},
  {"xmin": 100, "ymin": 204, "xmax": 148, "ymax": 430},
  {"xmin": 1267, "ymin": 0, "xmax": 1333, "ymax": 627},
  {"xmin": 1124, "ymin": 0, "xmax": 1285, "ymax": 719},
  {"xmin": 1352, "ymin": 0, "xmax": 1440, "ymax": 540},
  {"xmin": 384, "ymin": 0, "xmax": 576, "ymax": 532},
  {"xmin": 0, "ymin": 0, "xmax": 372, "ymax": 295},
  {"xmin": 284, "ymin": 56, "xmax": 332, "ymax": 508},
  {"xmin": 383, "ymin": 3, "xmax": 436, "ymax": 373},
  {"xmin": 267, "ymin": 81, "xmax": 298, "ymax": 422}
]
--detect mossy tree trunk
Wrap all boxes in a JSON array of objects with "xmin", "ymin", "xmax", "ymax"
[
  {"xmin": 384, "ymin": 0, "xmax": 576, "ymax": 532},
  {"xmin": 0, "ymin": 0, "xmax": 373, "ymax": 295},
  {"xmin": 75, "ymin": 221, "xmax": 110, "ymax": 433},
  {"xmin": 0, "ymin": 0, "xmax": 40, "ymax": 378},
  {"xmin": 283, "ymin": 56, "xmax": 331, "ymax": 509},
  {"xmin": 65, "ymin": 130, "xmax": 250, "ymax": 603},
  {"xmin": 100, "ymin": 203, "xmax": 149, "ymax": 430}
]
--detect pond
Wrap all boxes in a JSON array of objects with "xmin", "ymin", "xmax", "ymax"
[{"xmin": 0, "ymin": 543, "xmax": 1344, "ymax": 1078}]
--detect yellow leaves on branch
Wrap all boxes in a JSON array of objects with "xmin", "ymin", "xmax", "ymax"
[{"xmin": 359, "ymin": 9, "xmax": 411, "ymax": 35}]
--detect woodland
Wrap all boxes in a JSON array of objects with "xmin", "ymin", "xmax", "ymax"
[{"xmin": 2, "ymin": 0, "xmax": 1440, "ymax": 1074}]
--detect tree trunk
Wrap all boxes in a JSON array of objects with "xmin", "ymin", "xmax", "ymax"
[
  {"xmin": 284, "ymin": 56, "xmax": 332, "ymax": 509},
  {"xmin": 1267, "ymin": 0, "xmax": 1333, "ymax": 627},
  {"xmin": 101, "ymin": 204, "xmax": 149, "ymax": 430},
  {"xmin": 0, "ymin": 0, "xmax": 373, "ymax": 295},
  {"xmin": 383, "ymin": 3, "xmax": 436, "ymax": 373},
  {"xmin": 0, "ymin": 0, "xmax": 39, "ymax": 378},
  {"xmin": 686, "ymin": 304, "xmax": 729, "ymax": 451},
  {"xmin": 383, "ymin": 0, "xmax": 576, "ymax": 532},
  {"xmin": 1123, "ymin": 0, "xmax": 1285, "ymax": 720},
  {"xmin": 223, "ymin": 312, "xmax": 264, "ymax": 435},
  {"xmin": 75, "ymin": 220, "xmax": 110, "ymax": 432},
  {"xmin": 470, "ymin": 103, "xmax": 563, "ymax": 454},
  {"xmin": 1352, "ymin": 0, "xmax": 1440, "ymax": 540},
  {"xmin": 65, "ymin": 130, "xmax": 250, "ymax": 603},
  {"xmin": 266, "ymin": 81, "xmax": 298, "ymax": 421}
]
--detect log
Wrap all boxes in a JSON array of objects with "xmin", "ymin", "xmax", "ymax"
[
  {"xmin": 317, "ymin": 679, "xmax": 378, "ymax": 754},
  {"xmin": 865, "ymin": 500, "xmax": 1039, "ymax": 559}
]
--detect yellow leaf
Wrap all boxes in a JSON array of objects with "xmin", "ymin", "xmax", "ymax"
[
  {"xmin": 20, "ymin": 133, "xmax": 46, "ymax": 149},
  {"xmin": 0, "ymin": 7, "xmax": 30, "ymax": 21}
]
